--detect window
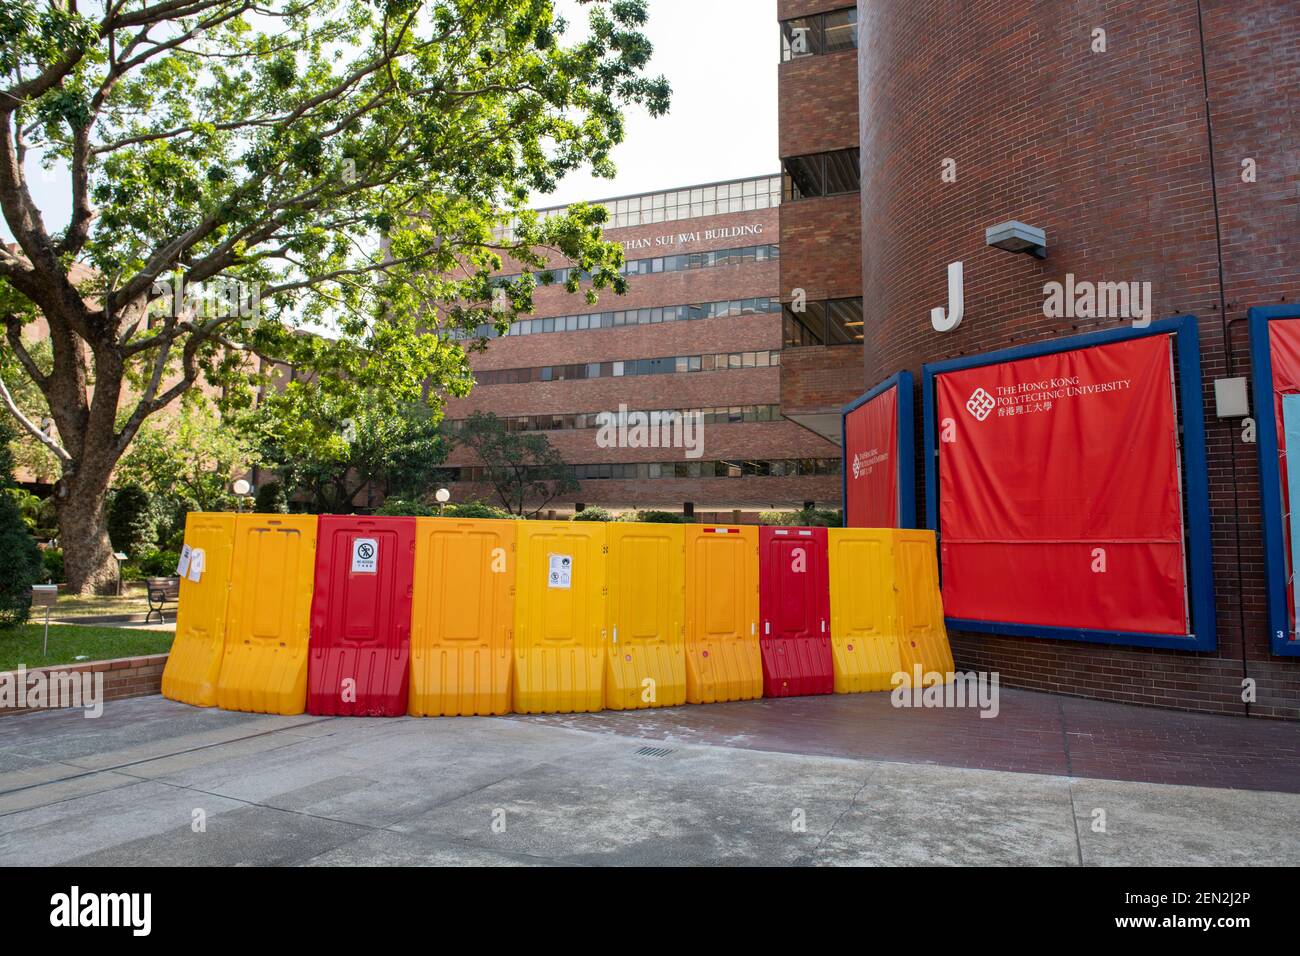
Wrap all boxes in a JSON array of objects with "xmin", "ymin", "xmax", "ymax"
[
  {"xmin": 780, "ymin": 7, "xmax": 857, "ymax": 61},
  {"xmin": 784, "ymin": 297, "xmax": 863, "ymax": 347},
  {"xmin": 782, "ymin": 148, "xmax": 860, "ymax": 201},
  {"xmin": 825, "ymin": 298, "xmax": 864, "ymax": 344}
]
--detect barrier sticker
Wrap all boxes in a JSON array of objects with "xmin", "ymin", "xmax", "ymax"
[
  {"xmin": 177, "ymin": 544, "xmax": 193, "ymax": 577},
  {"xmin": 548, "ymin": 553, "xmax": 572, "ymax": 589},
  {"xmin": 187, "ymin": 548, "xmax": 205, "ymax": 582},
  {"xmin": 351, "ymin": 538, "xmax": 379, "ymax": 574}
]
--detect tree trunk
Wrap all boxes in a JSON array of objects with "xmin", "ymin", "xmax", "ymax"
[{"xmin": 56, "ymin": 467, "xmax": 119, "ymax": 596}]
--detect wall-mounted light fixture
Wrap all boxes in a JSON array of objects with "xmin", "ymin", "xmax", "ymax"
[{"xmin": 985, "ymin": 220, "xmax": 1048, "ymax": 259}]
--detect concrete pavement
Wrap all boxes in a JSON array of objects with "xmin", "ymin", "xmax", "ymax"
[{"xmin": 0, "ymin": 696, "xmax": 1296, "ymax": 866}]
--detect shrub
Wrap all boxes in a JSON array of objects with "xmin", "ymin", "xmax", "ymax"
[
  {"xmin": 107, "ymin": 484, "xmax": 157, "ymax": 557},
  {"xmin": 0, "ymin": 492, "xmax": 43, "ymax": 629},
  {"xmin": 758, "ymin": 507, "xmax": 842, "ymax": 528},
  {"xmin": 634, "ymin": 510, "xmax": 690, "ymax": 523},
  {"xmin": 137, "ymin": 550, "xmax": 181, "ymax": 577},
  {"xmin": 41, "ymin": 547, "xmax": 64, "ymax": 583},
  {"xmin": 571, "ymin": 506, "xmax": 618, "ymax": 522},
  {"xmin": 375, "ymin": 497, "xmax": 435, "ymax": 516},
  {"xmin": 254, "ymin": 480, "xmax": 289, "ymax": 514},
  {"xmin": 445, "ymin": 501, "xmax": 514, "ymax": 519}
]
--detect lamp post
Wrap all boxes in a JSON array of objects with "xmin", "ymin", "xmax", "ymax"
[
  {"xmin": 232, "ymin": 478, "xmax": 252, "ymax": 513},
  {"xmin": 435, "ymin": 487, "xmax": 450, "ymax": 516}
]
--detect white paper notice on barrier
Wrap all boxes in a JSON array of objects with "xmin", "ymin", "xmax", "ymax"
[
  {"xmin": 176, "ymin": 544, "xmax": 193, "ymax": 577},
  {"xmin": 547, "ymin": 553, "xmax": 572, "ymax": 589},
  {"xmin": 187, "ymin": 548, "xmax": 205, "ymax": 582}
]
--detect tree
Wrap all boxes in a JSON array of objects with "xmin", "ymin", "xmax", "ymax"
[
  {"xmin": 253, "ymin": 386, "xmax": 452, "ymax": 512},
  {"xmin": 253, "ymin": 480, "xmax": 288, "ymax": 514},
  {"xmin": 106, "ymin": 482, "xmax": 155, "ymax": 556},
  {"xmin": 117, "ymin": 396, "xmax": 259, "ymax": 511},
  {"xmin": 0, "ymin": 1, "xmax": 669, "ymax": 591},
  {"xmin": 455, "ymin": 410, "xmax": 577, "ymax": 516},
  {"xmin": 0, "ymin": 417, "xmax": 42, "ymax": 628}
]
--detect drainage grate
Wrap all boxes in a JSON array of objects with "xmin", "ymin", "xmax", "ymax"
[{"xmin": 634, "ymin": 746, "xmax": 675, "ymax": 758}]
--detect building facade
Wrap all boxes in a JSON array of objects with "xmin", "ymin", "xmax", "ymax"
[
  {"xmin": 442, "ymin": 176, "xmax": 843, "ymax": 520},
  {"xmin": 774, "ymin": 0, "xmax": 1298, "ymax": 717}
]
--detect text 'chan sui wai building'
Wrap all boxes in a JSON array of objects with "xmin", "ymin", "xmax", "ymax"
[{"xmin": 441, "ymin": 175, "xmax": 850, "ymax": 521}]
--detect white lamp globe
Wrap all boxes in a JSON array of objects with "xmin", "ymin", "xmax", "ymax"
[{"xmin": 434, "ymin": 488, "xmax": 451, "ymax": 503}]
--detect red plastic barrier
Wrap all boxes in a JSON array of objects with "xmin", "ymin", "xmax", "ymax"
[
  {"xmin": 758, "ymin": 526, "xmax": 832, "ymax": 697},
  {"xmin": 307, "ymin": 515, "xmax": 415, "ymax": 716}
]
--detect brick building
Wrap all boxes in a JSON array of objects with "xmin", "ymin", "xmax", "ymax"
[
  {"xmin": 442, "ymin": 175, "xmax": 843, "ymax": 519},
  {"xmin": 775, "ymin": 0, "xmax": 1298, "ymax": 717}
]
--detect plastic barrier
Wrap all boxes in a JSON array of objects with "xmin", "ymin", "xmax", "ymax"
[
  {"xmin": 605, "ymin": 523, "xmax": 686, "ymax": 710},
  {"xmin": 683, "ymin": 525, "xmax": 763, "ymax": 703},
  {"xmin": 894, "ymin": 530, "xmax": 955, "ymax": 682},
  {"xmin": 828, "ymin": 528, "xmax": 903, "ymax": 693},
  {"xmin": 513, "ymin": 521, "xmax": 606, "ymax": 713},
  {"xmin": 161, "ymin": 512, "xmax": 237, "ymax": 707},
  {"xmin": 306, "ymin": 516, "xmax": 414, "ymax": 717},
  {"xmin": 409, "ymin": 517, "xmax": 517, "ymax": 716},
  {"xmin": 759, "ymin": 526, "xmax": 833, "ymax": 697},
  {"xmin": 216, "ymin": 514, "xmax": 318, "ymax": 715}
]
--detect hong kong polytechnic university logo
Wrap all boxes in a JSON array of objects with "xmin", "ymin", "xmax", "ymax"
[
  {"xmin": 852, "ymin": 453, "xmax": 863, "ymax": 479},
  {"xmin": 965, "ymin": 387, "xmax": 996, "ymax": 421}
]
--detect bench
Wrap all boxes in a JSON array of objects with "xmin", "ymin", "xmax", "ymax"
[{"xmin": 145, "ymin": 576, "xmax": 180, "ymax": 624}]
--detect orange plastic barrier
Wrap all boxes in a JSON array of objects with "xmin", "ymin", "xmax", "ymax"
[
  {"xmin": 409, "ymin": 517, "xmax": 517, "ymax": 716},
  {"xmin": 605, "ymin": 523, "xmax": 686, "ymax": 709},
  {"xmin": 683, "ymin": 526, "xmax": 763, "ymax": 703}
]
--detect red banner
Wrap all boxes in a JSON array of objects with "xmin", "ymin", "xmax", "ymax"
[
  {"xmin": 1268, "ymin": 320, "xmax": 1300, "ymax": 635},
  {"xmin": 936, "ymin": 335, "xmax": 1188, "ymax": 634},
  {"xmin": 844, "ymin": 386, "xmax": 899, "ymax": 528}
]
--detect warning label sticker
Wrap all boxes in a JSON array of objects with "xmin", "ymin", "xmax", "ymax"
[
  {"xmin": 547, "ymin": 553, "xmax": 572, "ymax": 589},
  {"xmin": 351, "ymin": 538, "xmax": 379, "ymax": 574}
]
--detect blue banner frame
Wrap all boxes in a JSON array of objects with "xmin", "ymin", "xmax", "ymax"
[
  {"xmin": 841, "ymin": 370, "xmax": 915, "ymax": 528},
  {"xmin": 921, "ymin": 316, "xmax": 1215, "ymax": 651},
  {"xmin": 1247, "ymin": 304, "xmax": 1300, "ymax": 657}
]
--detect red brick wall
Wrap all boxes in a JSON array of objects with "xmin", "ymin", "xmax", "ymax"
[
  {"xmin": 0, "ymin": 654, "xmax": 168, "ymax": 718},
  {"xmin": 779, "ymin": 50, "xmax": 858, "ymax": 157},
  {"xmin": 856, "ymin": 0, "xmax": 1300, "ymax": 718},
  {"xmin": 779, "ymin": 345, "xmax": 866, "ymax": 415}
]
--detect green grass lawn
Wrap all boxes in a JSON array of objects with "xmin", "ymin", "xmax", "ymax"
[
  {"xmin": 0, "ymin": 624, "xmax": 173, "ymax": 672},
  {"xmin": 50, "ymin": 587, "xmax": 152, "ymax": 619}
]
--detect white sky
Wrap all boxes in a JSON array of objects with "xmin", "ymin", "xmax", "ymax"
[{"xmin": 3, "ymin": 0, "xmax": 778, "ymax": 243}]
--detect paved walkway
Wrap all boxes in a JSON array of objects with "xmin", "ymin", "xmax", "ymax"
[{"xmin": 0, "ymin": 693, "xmax": 1296, "ymax": 866}]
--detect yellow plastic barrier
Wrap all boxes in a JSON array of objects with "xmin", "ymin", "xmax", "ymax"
[
  {"xmin": 894, "ymin": 530, "xmax": 955, "ymax": 682},
  {"xmin": 409, "ymin": 518, "xmax": 517, "ymax": 716},
  {"xmin": 827, "ymin": 528, "xmax": 954, "ymax": 692},
  {"xmin": 605, "ymin": 523, "xmax": 686, "ymax": 710},
  {"xmin": 828, "ymin": 528, "xmax": 902, "ymax": 693},
  {"xmin": 513, "ymin": 521, "xmax": 606, "ymax": 713},
  {"xmin": 215, "ymin": 514, "xmax": 318, "ymax": 715},
  {"xmin": 161, "ymin": 513, "xmax": 237, "ymax": 707},
  {"xmin": 683, "ymin": 526, "xmax": 763, "ymax": 703}
]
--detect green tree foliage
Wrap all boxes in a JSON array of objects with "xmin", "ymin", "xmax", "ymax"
[
  {"xmin": 117, "ymin": 397, "xmax": 259, "ymax": 512},
  {"xmin": 0, "ymin": 0, "xmax": 669, "ymax": 591},
  {"xmin": 454, "ymin": 411, "xmax": 577, "ymax": 516},
  {"xmin": 254, "ymin": 480, "xmax": 289, "ymax": 514},
  {"xmin": 106, "ymin": 483, "xmax": 156, "ymax": 557},
  {"xmin": 759, "ymin": 507, "xmax": 842, "ymax": 528},
  {"xmin": 0, "ymin": 417, "xmax": 42, "ymax": 628},
  {"xmin": 253, "ymin": 389, "xmax": 452, "ymax": 513}
]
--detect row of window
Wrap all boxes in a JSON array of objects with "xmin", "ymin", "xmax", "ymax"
[
  {"xmin": 454, "ymin": 297, "xmax": 780, "ymax": 341},
  {"xmin": 780, "ymin": 7, "xmax": 858, "ymax": 61},
  {"xmin": 782, "ymin": 148, "xmax": 860, "ymax": 201},
  {"xmin": 475, "ymin": 350, "xmax": 782, "ymax": 386},
  {"xmin": 493, "ymin": 243, "xmax": 779, "ymax": 288},
  {"xmin": 782, "ymin": 298, "xmax": 865, "ymax": 347},
  {"xmin": 455, "ymin": 458, "xmax": 842, "ymax": 483},
  {"xmin": 501, "ymin": 176, "xmax": 783, "ymax": 236},
  {"xmin": 443, "ymin": 404, "xmax": 784, "ymax": 435}
]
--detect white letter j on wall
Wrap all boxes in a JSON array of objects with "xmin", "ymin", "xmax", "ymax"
[{"xmin": 930, "ymin": 261, "xmax": 964, "ymax": 333}]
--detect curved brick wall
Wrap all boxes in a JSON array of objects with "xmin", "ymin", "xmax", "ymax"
[{"xmin": 857, "ymin": 0, "xmax": 1300, "ymax": 717}]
